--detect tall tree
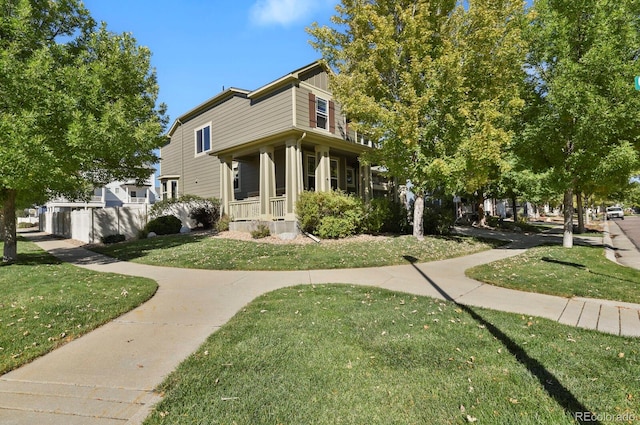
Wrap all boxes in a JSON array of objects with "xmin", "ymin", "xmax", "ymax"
[
  {"xmin": 308, "ymin": 0, "xmax": 526, "ymax": 238},
  {"xmin": 520, "ymin": 0, "xmax": 640, "ymax": 247},
  {"xmin": 0, "ymin": 0, "xmax": 167, "ymax": 262}
]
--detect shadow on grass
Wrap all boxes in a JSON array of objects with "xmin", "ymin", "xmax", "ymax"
[
  {"xmin": 541, "ymin": 245, "xmax": 640, "ymax": 287},
  {"xmin": 403, "ymin": 255, "xmax": 599, "ymax": 425},
  {"xmin": 542, "ymin": 257, "xmax": 587, "ymax": 269}
]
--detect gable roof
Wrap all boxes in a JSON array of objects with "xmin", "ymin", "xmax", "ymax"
[{"xmin": 166, "ymin": 60, "xmax": 329, "ymax": 137}]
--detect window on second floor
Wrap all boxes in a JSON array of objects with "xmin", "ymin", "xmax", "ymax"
[
  {"xmin": 309, "ymin": 93, "xmax": 335, "ymax": 133},
  {"xmin": 316, "ymin": 97, "xmax": 328, "ymax": 130},
  {"xmin": 195, "ymin": 124, "xmax": 211, "ymax": 155}
]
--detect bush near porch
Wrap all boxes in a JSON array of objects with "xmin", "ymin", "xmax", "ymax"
[
  {"xmin": 149, "ymin": 195, "xmax": 221, "ymax": 230},
  {"xmin": 296, "ymin": 191, "xmax": 409, "ymax": 238}
]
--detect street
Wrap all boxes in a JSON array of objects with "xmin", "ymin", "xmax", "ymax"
[{"xmin": 611, "ymin": 215, "xmax": 640, "ymax": 251}]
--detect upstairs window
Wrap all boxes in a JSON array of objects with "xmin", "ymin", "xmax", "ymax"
[
  {"xmin": 308, "ymin": 93, "xmax": 335, "ymax": 133},
  {"xmin": 195, "ymin": 124, "xmax": 211, "ymax": 155},
  {"xmin": 316, "ymin": 98, "xmax": 328, "ymax": 130}
]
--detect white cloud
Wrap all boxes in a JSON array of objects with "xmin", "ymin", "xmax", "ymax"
[{"xmin": 249, "ymin": 0, "xmax": 321, "ymax": 27}]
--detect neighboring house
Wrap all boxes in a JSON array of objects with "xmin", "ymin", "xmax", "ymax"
[
  {"xmin": 44, "ymin": 176, "xmax": 157, "ymax": 212},
  {"xmin": 159, "ymin": 61, "xmax": 386, "ymax": 233}
]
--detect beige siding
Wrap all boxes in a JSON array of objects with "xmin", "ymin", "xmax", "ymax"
[
  {"xmin": 296, "ymin": 86, "xmax": 348, "ymax": 140},
  {"xmin": 159, "ymin": 139, "xmax": 181, "ymax": 177},
  {"xmin": 166, "ymin": 118, "xmax": 221, "ymax": 199},
  {"xmin": 300, "ymin": 67, "xmax": 329, "ymax": 91},
  {"xmin": 214, "ymin": 88, "xmax": 293, "ymax": 152}
]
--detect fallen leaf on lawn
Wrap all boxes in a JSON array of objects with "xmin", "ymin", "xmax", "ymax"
[
  {"xmin": 466, "ymin": 414, "xmax": 477, "ymax": 423},
  {"xmin": 509, "ymin": 397, "xmax": 518, "ymax": 404},
  {"xmin": 618, "ymin": 352, "xmax": 625, "ymax": 358}
]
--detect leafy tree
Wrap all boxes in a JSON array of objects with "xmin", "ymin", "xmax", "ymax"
[
  {"xmin": 0, "ymin": 0, "xmax": 167, "ymax": 262},
  {"xmin": 308, "ymin": 0, "xmax": 526, "ymax": 238},
  {"xmin": 519, "ymin": 0, "xmax": 640, "ymax": 247}
]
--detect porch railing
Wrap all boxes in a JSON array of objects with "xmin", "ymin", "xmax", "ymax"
[
  {"xmin": 128, "ymin": 197, "xmax": 148, "ymax": 204},
  {"xmin": 270, "ymin": 196, "xmax": 286, "ymax": 220},
  {"xmin": 229, "ymin": 198, "xmax": 261, "ymax": 221},
  {"xmin": 229, "ymin": 196, "xmax": 286, "ymax": 221}
]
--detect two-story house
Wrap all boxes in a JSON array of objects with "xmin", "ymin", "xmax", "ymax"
[{"xmin": 159, "ymin": 61, "xmax": 381, "ymax": 234}]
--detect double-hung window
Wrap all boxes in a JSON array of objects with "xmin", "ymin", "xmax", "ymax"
[
  {"xmin": 316, "ymin": 98, "xmax": 328, "ymax": 130},
  {"xmin": 195, "ymin": 124, "xmax": 211, "ymax": 155}
]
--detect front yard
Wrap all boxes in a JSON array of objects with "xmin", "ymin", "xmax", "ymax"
[
  {"xmin": 0, "ymin": 239, "xmax": 158, "ymax": 374},
  {"xmin": 466, "ymin": 244, "xmax": 640, "ymax": 304},
  {"xmin": 90, "ymin": 232, "xmax": 505, "ymax": 271},
  {"xmin": 144, "ymin": 284, "xmax": 639, "ymax": 425}
]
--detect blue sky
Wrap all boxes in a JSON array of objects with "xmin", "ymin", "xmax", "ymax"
[{"xmin": 82, "ymin": 0, "xmax": 337, "ymax": 128}]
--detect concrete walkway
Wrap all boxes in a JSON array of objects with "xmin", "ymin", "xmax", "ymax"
[{"xmin": 1, "ymin": 226, "xmax": 640, "ymax": 424}]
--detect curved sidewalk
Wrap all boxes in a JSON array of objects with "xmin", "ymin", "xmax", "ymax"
[{"xmin": 1, "ymin": 228, "xmax": 639, "ymax": 425}]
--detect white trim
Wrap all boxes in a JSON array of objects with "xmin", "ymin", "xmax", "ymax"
[
  {"xmin": 316, "ymin": 97, "xmax": 329, "ymax": 131},
  {"xmin": 194, "ymin": 121, "xmax": 213, "ymax": 156},
  {"xmin": 233, "ymin": 161, "xmax": 241, "ymax": 192},
  {"xmin": 330, "ymin": 158, "xmax": 339, "ymax": 190},
  {"xmin": 306, "ymin": 153, "xmax": 317, "ymax": 191}
]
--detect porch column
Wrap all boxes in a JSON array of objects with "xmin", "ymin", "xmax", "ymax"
[
  {"xmin": 359, "ymin": 161, "xmax": 372, "ymax": 202},
  {"xmin": 285, "ymin": 139, "xmax": 301, "ymax": 220},
  {"xmin": 260, "ymin": 146, "xmax": 276, "ymax": 219},
  {"xmin": 219, "ymin": 156, "xmax": 234, "ymax": 216},
  {"xmin": 315, "ymin": 145, "xmax": 331, "ymax": 192}
]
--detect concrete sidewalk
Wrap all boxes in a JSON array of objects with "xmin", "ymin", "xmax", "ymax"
[{"xmin": 1, "ymin": 227, "xmax": 639, "ymax": 424}]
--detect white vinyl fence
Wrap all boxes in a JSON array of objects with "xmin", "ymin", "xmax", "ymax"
[{"xmin": 40, "ymin": 205, "xmax": 149, "ymax": 244}]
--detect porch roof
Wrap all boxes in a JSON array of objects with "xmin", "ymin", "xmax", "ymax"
[{"xmin": 211, "ymin": 128, "xmax": 372, "ymax": 159}]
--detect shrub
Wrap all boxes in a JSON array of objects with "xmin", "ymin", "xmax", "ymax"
[
  {"xmin": 362, "ymin": 198, "xmax": 409, "ymax": 234},
  {"xmin": 218, "ymin": 214, "xmax": 231, "ymax": 232},
  {"xmin": 188, "ymin": 199, "xmax": 220, "ymax": 229},
  {"xmin": 145, "ymin": 215, "xmax": 182, "ymax": 236},
  {"xmin": 422, "ymin": 203, "xmax": 454, "ymax": 236},
  {"xmin": 318, "ymin": 216, "xmax": 358, "ymax": 239},
  {"xmin": 250, "ymin": 223, "xmax": 271, "ymax": 239},
  {"xmin": 100, "ymin": 234, "xmax": 126, "ymax": 244},
  {"xmin": 17, "ymin": 222, "xmax": 37, "ymax": 229},
  {"xmin": 296, "ymin": 191, "xmax": 364, "ymax": 238},
  {"xmin": 150, "ymin": 195, "xmax": 221, "ymax": 229}
]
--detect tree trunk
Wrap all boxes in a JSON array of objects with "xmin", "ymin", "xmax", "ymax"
[
  {"xmin": 511, "ymin": 196, "xmax": 517, "ymax": 223},
  {"xmin": 563, "ymin": 188, "xmax": 574, "ymax": 248},
  {"xmin": 584, "ymin": 194, "xmax": 592, "ymax": 226},
  {"xmin": 413, "ymin": 194, "xmax": 424, "ymax": 240},
  {"xmin": 576, "ymin": 190, "xmax": 585, "ymax": 234},
  {"xmin": 478, "ymin": 199, "xmax": 486, "ymax": 227},
  {"xmin": 1, "ymin": 189, "xmax": 18, "ymax": 263}
]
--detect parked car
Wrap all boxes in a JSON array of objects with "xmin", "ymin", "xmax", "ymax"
[{"xmin": 606, "ymin": 206, "xmax": 624, "ymax": 220}]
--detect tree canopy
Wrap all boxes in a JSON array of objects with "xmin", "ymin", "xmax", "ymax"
[
  {"xmin": 0, "ymin": 0, "xmax": 168, "ymax": 261},
  {"xmin": 308, "ymin": 0, "xmax": 527, "ymax": 237},
  {"xmin": 517, "ymin": 0, "xmax": 640, "ymax": 246}
]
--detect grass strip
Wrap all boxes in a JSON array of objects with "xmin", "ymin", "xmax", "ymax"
[
  {"xmin": 145, "ymin": 285, "xmax": 638, "ymax": 425},
  {"xmin": 466, "ymin": 245, "xmax": 640, "ymax": 304},
  {"xmin": 0, "ymin": 239, "xmax": 158, "ymax": 374},
  {"xmin": 92, "ymin": 234, "xmax": 505, "ymax": 270}
]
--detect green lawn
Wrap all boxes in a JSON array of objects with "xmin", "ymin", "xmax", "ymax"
[
  {"xmin": 0, "ymin": 239, "xmax": 158, "ymax": 374},
  {"xmin": 466, "ymin": 244, "xmax": 640, "ymax": 304},
  {"xmin": 91, "ymin": 233, "xmax": 505, "ymax": 270},
  {"xmin": 145, "ymin": 285, "xmax": 638, "ymax": 425}
]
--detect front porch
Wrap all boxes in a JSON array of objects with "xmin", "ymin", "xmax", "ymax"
[
  {"xmin": 229, "ymin": 196, "xmax": 286, "ymax": 221},
  {"xmin": 216, "ymin": 133, "xmax": 374, "ymax": 234}
]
